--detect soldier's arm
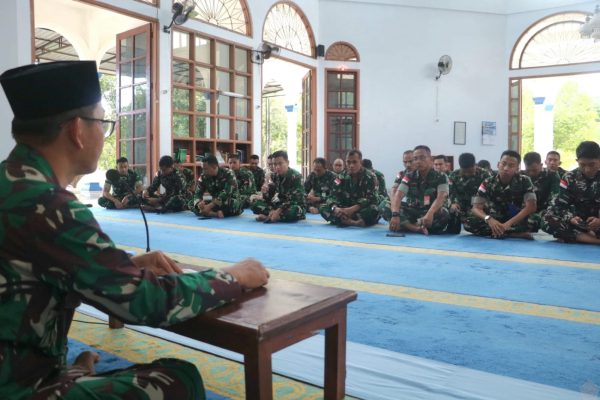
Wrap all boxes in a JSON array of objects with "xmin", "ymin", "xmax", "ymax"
[
  {"xmin": 504, "ymin": 178, "xmax": 537, "ymax": 228},
  {"xmin": 102, "ymin": 182, "xmax": 117, "ymax": 202},
  {"xmin": 356, "ymin": 173, "xmax": 379, "ymax": 208},
  {"xmin": 192, "ymin": 178, "xmax": 206, "ymax": 207},
  {"xmin": 145, "ymin": 175, "xmax": 161, "ymax": 197},
  {"xmin": 215, "ymin": 172, "xmax": 237, "ymax": 205}
]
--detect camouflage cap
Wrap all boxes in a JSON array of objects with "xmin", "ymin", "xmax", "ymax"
[{"xmin": 0, "ymin": 61, "xmax": 101, "ymax": 120}]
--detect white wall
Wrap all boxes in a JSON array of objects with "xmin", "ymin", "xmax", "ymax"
[{"xmin": 319, "ymin": 1, "xmax": 508, "ymax": 183}]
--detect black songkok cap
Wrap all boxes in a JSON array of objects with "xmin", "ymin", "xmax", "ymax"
[{"xmin": 0, "ymin": 61, "xmax": 101, "ymax": 120}]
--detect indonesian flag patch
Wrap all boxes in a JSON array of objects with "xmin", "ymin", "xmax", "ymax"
[
  {"xmin": 560, "ymin": 179, "xmax": 568, "ymax": 189},
  {"xmin": 478, "ymin": 183, "xmax": 487, "ymax": 193},
  {"xmin": 401, "ymin": 175, "xmax": 410, "ymax": 184},
  {"xmin": 334, "ymin": 177, "xmax": 341, "ymax": 185}
]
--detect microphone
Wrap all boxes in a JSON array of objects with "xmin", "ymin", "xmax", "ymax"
[{"xmin": 106, "ymin": 169, "xmax": 151, "ymax": 252}]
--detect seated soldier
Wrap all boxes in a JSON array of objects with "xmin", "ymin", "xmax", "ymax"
[
  {"xmin": 142, "ymin": 155, "xmax": 187, "ymax": 212},
  {"xmin": 332, "ymin": 158, "xmax": 345, "ymax": 174},
  {"xmin": 389, "ymin": 145, "xmax": 449, "ymax": 235},
  {"xmin": 228, "ymin": 154, "xmax": 255, "ymax": 208},
  {"xmin": 477, "ymin": 159, "xmax": 492, "ymax": 171},
  {"xmin": 320, "ymin": 150, "xmax": 380, "ymax": 227},
  {"xmin": 192, "ymin": 155, "xmax": 242, "ymax": 218},
  {"xmin": 464, "ymin": 150, "xmax": 537, "ymax": 239},
  {"xmin": 433, "ymin": 155, "xmax": 447, "ymax": 174},
  {"xmin": 250, "ymin": 150, "xmax": 306, "ymax": 223},
  {"xmin": 380, "ymin": 150, "xmax": 415, "ymax": 222},
  {"xmin": 447, "ymin": 153, "xmax": 492, "ymax": 232},
  {"xmin": 248, "ymin": 154, "xmax": 265, "ymax": 189},
  {"xmin": 544, "ymin": 141, "xmax": 600, "ymax": 244},
  {"xmin": 98, "ymin": 156, "xmax": 143, "ymax": 209},
  {"xmin": 174, "ymin": 158, "xmax": 196, "ymax": 208},
  {"xmin": 304, "ymin": 157, "xmax": 336, "ymax": 214},
  {"xmin": 523, "ymin": 151, "xmax": 560, "ymax": 230},
  {"xmin": 545, "ymin": 150, "xmax": 567, "ymax": 177},
  {"xmin": 363, "ymin": 158, "xmax": 388, "ymax": 199}
]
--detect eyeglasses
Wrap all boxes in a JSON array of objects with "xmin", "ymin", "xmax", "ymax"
[{"xmin": 80, "ymin": 117, "xmax": 116, "ymax": 138}]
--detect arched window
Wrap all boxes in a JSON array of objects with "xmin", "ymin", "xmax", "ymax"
[
  {"xmin": 510, "ymin": 12, "xmax": 600, "ymax": 69},
  {"xmin": 325, "ymin": 42, "xmax": 360, "ymax": 62},
  {"xmin": 263, "ymin": 2, "xmax": 315, "ymax": 57},
  {"xmin": 190, "ymin": 0, "xmax": 252, "ymax": 36}
]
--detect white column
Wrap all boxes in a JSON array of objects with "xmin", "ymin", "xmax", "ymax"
[
  {"xmin": 285, "ymin": 104, "xmax": 298, "ymax": 170},
  {"xmin": 532, "ymin": 96, "xmax": 554, "ymax": 157}
]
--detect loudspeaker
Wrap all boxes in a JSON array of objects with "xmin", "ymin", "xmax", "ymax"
[{"xmin": 316, "ymin": 44, "xmax": 325, "ymax": 58}]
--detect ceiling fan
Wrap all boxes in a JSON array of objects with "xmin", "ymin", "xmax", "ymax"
[{"xmin": 163, "ymin": 0, "xmax": 195, "ymax": 33}]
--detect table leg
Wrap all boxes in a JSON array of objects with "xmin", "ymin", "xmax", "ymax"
[
  {"xmin": 244, "ymin": 344, "xmax": 273, "ymax": 400},
  {"xmin": 324, "ymin": 308, "xmax": 347, "ymax": 399},
  {"xmin": 108, "ymin": 316, "xmax": 124, "ymax": 329}
]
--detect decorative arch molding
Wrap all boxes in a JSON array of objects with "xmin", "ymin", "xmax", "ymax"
[
  {"xmin": 34, "ymin": 26, "xmax": 85, "ymax": 61},
  {"xmin": 262, "ymin": 1, "xmax": 316, "ymax": 57},
  {"xmin": 189, "ymin": 0, "xmax": 252, "ymax": 37},
  {"xmin": 510, "ymin": 11, "xmax": 600, "ymax": 69},
  {"xmin": 325, "ymin": 41, "xmax": 360, "ymax": 62}
]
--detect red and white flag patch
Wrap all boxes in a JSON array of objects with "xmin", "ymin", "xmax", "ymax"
[
  {"xmin": 401, "ymin": 175, "xmax": 410, "ymax": 184},
  {"xmin": 559, "ymin": 179, "xmax": 568, "ymax": 189},
  {"xmin": 478, "ymin": 183, "xmax": 487, "ymax": 193}
]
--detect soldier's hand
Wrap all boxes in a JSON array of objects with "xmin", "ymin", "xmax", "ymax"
[
  {"xmin": 222, "ymin": 258, "xmax": 269, "ymax": 290},
  {"xmin": 450, "ymin": 203, "xmax": 461, "ymax": 213},
  {"xmin": 570, "ymin": 216, "xmax": 584, "ymax": 226},
  {"xmin": 114, "ymin": 200, "xmax": 124, "ymax": 209},
  {"xmin": 131, "ymin": 251, "xmax": 183, "ymax": 275},
  {"xmin": 389, "ymin": 216, "xmax": 400, "ymax": 231},
  {"xmin": 488, "ymin": 218, "xmax": 505, "ymax": 237},
  {"xmin": 122, "ymin": 196, "xmax": 130, "ymax": 207},
  {"xmin": 421, "ymin": 214, "xmax": 433, "ymax": 228},
  {"xmin": 586, "ymin": 217, "xmax": 600, "ymax": 231}
]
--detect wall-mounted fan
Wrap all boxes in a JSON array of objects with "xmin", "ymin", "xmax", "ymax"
[
  {"xmin": 435, "ymin": 55, "xmax": 453, "ymax": 80},
  {"xmin": 163, "ymin": 0, "xmax": 195, "ymax": 33}
]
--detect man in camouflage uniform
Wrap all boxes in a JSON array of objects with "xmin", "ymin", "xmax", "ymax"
[
  {"xmin": 523, "ymin": 151, "xmax": 560, "ymax": 231},
  {"xmin": 304, "ymin": 157, "xmax": 336, "ymax": 214},
  {"xmin": 228, "ymin": 154, "xmax": 255, "ymax": 209},
  {"xmin": 174, "ymin": 157, "xmax": 196, "ymax": 207},
  {"xmin": 98, "ymin": 156, "xmax": 143, "ymax": 209},
  {"xmin": 464, "ymin": 150, "xmax": 538, "ymax": 239},
  {"xmin": 433, "ymin": 155, "xmax": 447, "ymax": 174},
  {"xmin": 363, "ymin": 158, "xmax": 388, "ymax": 199},
  {"xmin": 143, "ymin": 155, "xmax": 187, "ymax": 212},
  {"xmin": 447, "ymin": 152, "xmax": 492, "ymax": 233},
  {"xmin": 248, "ymin": 154, "xmax": 265, "ymax": 189},
  {"xmin": 192, "ymin": 155, "xmax": 242, "ymax": 218},
  {"xmin": 320, "ymin": 150, "xmax": 380, "ymax": 227},
  {"xmin": 251, "ymin": 150, "xmax": 306, "ymax": 222},
  {"xmin": 544, "ymin": 141, "xmax": 600, "ymax": 244},
  {"xmin": 0, "ymin": 61, "xmax": 269, "ymax": 400},
  {"xmin": 380, "ymin": 150, "xmax": 414, "ymax": 221},
  {"xmin": 545, "ymin": 150, "xmax": 567, "ymax": 178},
  {"xmin": 389, "ymin": 145, "xmax": 449, "ymax": 234}
]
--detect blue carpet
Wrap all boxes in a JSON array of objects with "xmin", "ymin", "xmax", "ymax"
[{"xmin": 92, "ymin": 208, "xmax": 600, "ymax": 393}]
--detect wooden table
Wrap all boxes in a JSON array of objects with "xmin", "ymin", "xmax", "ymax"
[{"xmin": 110, "ymin": 278, "xmax": 357, "ymax": 399}]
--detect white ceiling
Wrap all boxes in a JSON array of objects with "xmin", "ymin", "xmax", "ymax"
[{"xmin": 324, "ymin": 0, "xmax": 595, "ymax": 15}]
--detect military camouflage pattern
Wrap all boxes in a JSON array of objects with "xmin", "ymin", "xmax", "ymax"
[
  {"xmin": 180, "ymin": 167, "xmax": 196, "ymax": 203},
  {"xmin": 192, "ymin": 167, "xmax": 242, "ymax": 217},
  {"xmin": 448, "ymin": 167, "xmax": 492, "ymax": 218},
  {"xmin": 98, "ymin": 168, "xmax": 142, "ymax": 209},
  {"xmin": 251, "ymin": 168, "xmax": 306, "ymax": 222},
  {"xmin": 304, "ymin": 169, "xmax": 337, "ymax": 207},
  {"xmin": 250, "ymin": 166, "xmax": 265, "ymax": 189},
  {"xmin": 464, "ymin": 173, "xmax": 538, "ymax": 236},
  {"xmin": 145, "ymin": 169, "xmax": 187, "ymax": 212},
  {"xmin": 380, "ymin": 169, "xmax": 410, "ymax": 221},
  {"xmin": 0, "ymin": 144, "xmax": 243, "ymax": 400},
  {"xmin": 527, "ymin": 169, "xmax": 560, "ymax": 212},
  {"xmin": 233, "ymin": 167, "xmax": 256, "ymax": 208},
  {"xmin": 372, "ymin": 169, "xmax": 388, "ymax": 199},
  {"xmin": 544, "ymin": 168, "xmax": 600, "ymax": 242},
  {"xmin": 395, "ymin": 169, "xmax": 450, "ymax": 233},
  {"xmin": 320, "ymin": 168, "xmax": 380, "ymax": 226}
]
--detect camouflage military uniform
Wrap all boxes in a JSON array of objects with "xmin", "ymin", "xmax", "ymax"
[
  {"xmin": 250, "ymin": 166, "xmax": 265, "ymax": 189},
  {"xmin": 396, "ymin": 169, "xmax": 450, "ymax": 233},
  {"xmin": 145, "ymin": 169, "xmax": 187, "ymax": 212},
  {"xmin": 373, "ymin": 169, "xmax": 388, "ymax": 199},
  {"xmin": 250, "ymin": 168, "xmax": 306, "ymax": 222},
  {"xmin": 380, "ymin": 169, "xmax": 409, "ymax": 221},
  {"xmin": 320, "ymin": 168, "xmax": 380, "ymax": 226},
  {"xmin": 304, "ymin": 170, "xmax": 336, "ymax": 207},
  {"xmin": 448, "ymin": 167, "xmax": 493, "ymax": 220},
  {"xmin": 180, "ymin": 167, "xmax": 196, "ymax": 206},
  {"xmin": 0, "ymin": 144, "xmax": 243, "ymax": 400},
  {"xmin": 97, "ymin": 169, "xmax": 142, "ymax": 209},
  {"xmin": 192, "ymin": 167, "xmax": 243, "ymax": 217},
  {"xmin": 544, "ymin": 168, "xmax": 600, "ymax": 242},
  {"xmin": 233, "ymin": 167, "xmax": 256, "ymax": 208},
  {"xmin": 527, "ymin": 169, "xmax": 560, "ymax": 231},
  {"xmin": 464, "ymin": 173, "xmax": 538, "ymax": 236}
]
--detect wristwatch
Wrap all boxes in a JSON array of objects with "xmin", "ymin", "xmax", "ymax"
[
  {"xmin": 484, "ymin": 215, "xmax": 491, "ymax": 223},
  {"xmin": 391, "ymin": 211, "xmax": 400, "ymax": 217}
]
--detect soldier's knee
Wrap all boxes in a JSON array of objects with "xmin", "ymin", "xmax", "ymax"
[{"xmin": 153, "ymin": 358, "xmax": 204, "ymax": 398}]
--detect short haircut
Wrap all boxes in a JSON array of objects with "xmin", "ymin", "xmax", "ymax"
[
  {"xmin": 403, "ymin": 150, "xmax": 413, "ymax": 156},
  {"xmin": 267, "ymin": 154, "xmax": 274, "ymax": 160},
  {"xmin": 159, "ymin": 155, "xmax": 174, "ymax": 168},
  {"xmin": 433, "ymin": 154, "xmax": 446, "ymax": 161},
  {"xmin": 250, "ymin": 154, "xmax": 260, "ymax": 161},
  {"xmin": 458, "ymin": 153, "xmax": 476, "ymax": 169},
  {"xmin": 477, "ymin": 159, "xmax": 491, "ymax": 169},
  {"xmin": 413, "ymin": 145, "xmax": 431, "ymax": 155},
  {"xmin": 272, "ymin": 150, "xmax": 288, "ymax": 161},
  {"xmin": 576, "ymin": 141, "xmax": 600, "ymax": 159},
  {"xmin": 228, "ymin": 154, "xmax": 240, "ymax": 161},
  {"xmin": 203, "ymin": 154, "xmax": 219, "ymax": 166},
  {"xmin": 523, "ymin": 151, "xmax": 542, "ymax": 166},
  {"xmin": 546, "ymin": 150, "xmax": 561, "ymax": 159},
  {"xmin": 500, "ymin": 150, "xmax": 521, "ymax": 164},
  {"xmin": 117, "ymin": 157, "xmax": 129, "ymax": 164},
  {"xmin": 362, "ymin": 159, "xmax": 373, "ymax": 169},
  {"xmin": 313, "ymin": 157, "xmax": 327, "ymax": 167},
  {"xmin": 347, "ymin": 149, "xmax": 362, "ymax": 159}
]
